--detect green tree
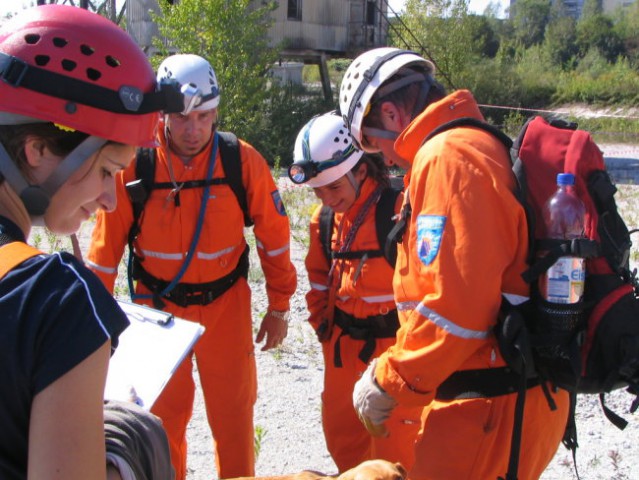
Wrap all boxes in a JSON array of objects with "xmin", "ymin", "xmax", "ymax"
[
  {"xmin": 402, "ymin": 0, "xmax": 476, "ymax": 88},
  {"xmin": 153, "ymin": 0, "xmax": 278, "ymax": 144},
  {"xmin": 543, "ymin": 3, "xmax": 578, "ymax": 69},
  {"xmin": 580, "ymin": 0, "xmax": 602, "ymax": 20},
  {"xmin": 576, "ymin": 13, "xmax": 625, "ymax": 63},
  {"xmin": 467, "ymin": 14, "xmax": 500, "ymax": 58},
  {"xmin": 510, "ymin": 0, "xmax": 552, "ymax": 48},
  {"xmin": 611, "ymin": 0, "xmax": 639, "ymax": 67}
]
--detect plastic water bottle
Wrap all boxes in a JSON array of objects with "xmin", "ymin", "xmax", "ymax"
[{"xmin": 540, "ymin": 173, "xmax": 586, "ymax": 304}]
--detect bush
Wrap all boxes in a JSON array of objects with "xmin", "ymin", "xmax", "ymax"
[
  {"xmin": 554, "ymin": 55, "xmax": 639, "ymax": 104},
  {"xmin": 248, "ymin": 84, "xmax": 334, "ymax": 167}
]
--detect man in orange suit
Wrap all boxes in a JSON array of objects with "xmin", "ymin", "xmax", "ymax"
[
  {"xmin": 342, "ymin": 48, "xmax": 568, "ymax": 480},
  {"xmin": 87, "ymin": 54, "xmax": 297, "ymax": 480}
]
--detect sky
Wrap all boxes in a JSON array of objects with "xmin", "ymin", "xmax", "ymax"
[
  {"xmin": 389, "ymin": 0, "xmax": 509, "ymax": 17},
  {"xmin": 2, "ymin": 1, "xmax": 510, "ymax": 19}
]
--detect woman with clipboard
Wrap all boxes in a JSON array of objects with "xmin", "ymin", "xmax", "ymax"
[{"xmin": 0, "ymin": 5, "xmax": 176, "ymax": 479}]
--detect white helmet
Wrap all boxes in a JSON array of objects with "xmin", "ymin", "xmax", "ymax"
[
  {"xmin": 157, "ymin": 54, "xmax": 220, "ymax": 113},
  {"xmin": 288, "ymin": 111, "xmax": 363, "ymax": 188},
  {"xmin": 339, "ymin": 48, "xmax": 434, "ymax": 153}
]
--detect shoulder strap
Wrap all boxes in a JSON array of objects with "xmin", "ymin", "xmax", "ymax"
[
  {"xmin": 127, "ymin": 147, "xmax": 156, "ymax": 246},
  {"xmin": 0, "ymin": 242, "xmax": 42, "ymax": 280},
  {"xmin": 425, "ymin": 117, "xmax": 513, "ymax": 150},
  {"xmin": 218, "ymin": 131, "xmax": 253, "ymax": 227},
  {"xmin": 319, "ymin": 205, "xmax": 335, "ymax": 265},
  {"xmin": 376, "ymin": 185, "xmax": 402, "ymax": 267}
]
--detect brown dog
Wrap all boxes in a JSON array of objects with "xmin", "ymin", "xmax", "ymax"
[{"xmin": 226, "ymin": 459, "xmax": 407, "ymax": 480}]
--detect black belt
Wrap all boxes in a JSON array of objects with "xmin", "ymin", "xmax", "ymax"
[
  {"xmin": 333, "ymin": 308, "xmax": 400, "ymax": 367},
  {"xmin": 133, "ymin": 245, "xmax": 249, "ymax": 308},
  {"xmin": 436, "ymin": 367, "xmax": 541, "ymax": 400}
]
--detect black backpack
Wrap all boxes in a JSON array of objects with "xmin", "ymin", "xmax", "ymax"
[
  {"xmin": 319, "ymin": 179, "xmax": 402, "ymax": 268},
  {"xmin": 398, "ymin": 116, "xmax": 639, "ymax": 480}
]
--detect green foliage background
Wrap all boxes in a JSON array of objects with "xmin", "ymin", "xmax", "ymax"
[{"xmin": 150, "ymin": 0, "xmax": 639, "ymax": 166}]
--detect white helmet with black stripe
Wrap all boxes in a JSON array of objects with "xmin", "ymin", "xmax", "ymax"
[
  {"xmin": 157, "ymin": 54, "xmax": 220, "ymax": 113},
  {"xmin": 339, "ymin": 48, "xmax": 434, "ymax": 153},
  {"xmin": 288, "ymin": 111, "xmax": 363, "ymax": 188}
]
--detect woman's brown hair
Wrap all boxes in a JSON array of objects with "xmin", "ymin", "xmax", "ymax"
[{"xmin": 0, "ymin": 123, "xmax": 89, "ymax": 182}]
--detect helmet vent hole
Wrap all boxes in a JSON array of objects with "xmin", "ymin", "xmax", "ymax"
[
  {"xmin": 52, "ymin": 37, "xmax": 68, "ymax": 48},
  {"xmin": 34, "ymin": 55, "xmax": 49, "ymax": 66},
  {"xmin": 105, "ymin": 55, "xmax": 120, "ymax": 68},
  {"xmin": 87, "ymin": 68, "xmax": 101, "ymax": 81},
  {"xmin": 333, "ymin": 136, "xmax": 339, "ymax": 143},
  {"xmin": 24, "ymin": 34, "xmax": 40, "ymax": 45},
  {"xmin": 80, "ymin": 44, "xmax": 95, "ymax": 56},
  {"xmin": 61, "ymin": 59, "xmax": 76, "ymax": 71}
]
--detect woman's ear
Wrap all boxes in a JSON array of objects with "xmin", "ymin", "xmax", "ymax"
[
  {"xmin": 23, "ymin": 136, "xmax": 47, "ymax": 168},
  {"xmin": 354, "ymin": 161, "xmax": 368, "ymax": 183}
]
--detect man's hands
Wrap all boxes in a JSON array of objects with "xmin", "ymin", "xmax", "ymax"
[
  {"xmin": 255, "ymin": 309, "xmax": 289, "ymax": 351},
  {"xmin": 353, "ymin": 359, "xmax": 397, "ymax": 437}
]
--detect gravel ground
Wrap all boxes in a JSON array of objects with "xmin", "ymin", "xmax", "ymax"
[{"xmin": 51, "ymin": 144, "xmax": 639, "ymax": 480}]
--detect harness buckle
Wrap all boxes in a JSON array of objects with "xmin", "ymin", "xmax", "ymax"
[{"xmin": 0, "ymin": 54, "xmax": 29, "ymax": 87}]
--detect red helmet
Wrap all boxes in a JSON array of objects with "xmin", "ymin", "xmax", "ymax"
[{"xmin": 0, "ymin": 4, "xmax": 162, "ymax": 147}]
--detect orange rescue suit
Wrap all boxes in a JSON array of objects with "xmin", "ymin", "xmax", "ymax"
[
  {"xmin": 87, "ymin": 128, "xmax": 296, "ymax": 479},
  {"xmin": 305, "ymin": 178, "xmax": 421, "ymax": 472},
  {"xmin": 374, "ymin": 91, "xmax": 569, "ymax": 480}
]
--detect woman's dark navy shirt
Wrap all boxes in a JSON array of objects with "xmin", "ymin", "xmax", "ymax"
[{"xmin": 0, "ymin": 216, "xmax": 129, "ymax": 479}]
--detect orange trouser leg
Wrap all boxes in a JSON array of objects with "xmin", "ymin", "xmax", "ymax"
[
  {"xmin": 370, "ymin": 402, "xmax": 421, "ymax": 472},
  {"xmin": 151, "ymin": 353, "xmax": 196, "ymax": 480},
  {"xmin": 195, "ymin": 279, "xmax": 257, "ymax": 479},
  {"xmin": 321, "ymin": 351, "xmax": 370, "ymax": 472},
  {"xmin": 321, "ymin": 333, "xmax": 421, "ymax": 473},
  {"xmin": 408, "ymin": 386, "xmax": 569, "ymax": 480}
]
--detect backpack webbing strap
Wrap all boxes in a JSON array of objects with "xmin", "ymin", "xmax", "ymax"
[
  {"xmin": 318, "ymin": 185, "xmax": 400, "ymax": 268},
  {"xmin": 218, "ymin": 131, "xmax": 252, "ymax": 227},
  {"xmin": 332, "ymin": 308, "xmax": 400, "ymax": 367},
  {"xmin": 318, "ymin": 205, "xmax": 334, "ymax": 265},
  {"xmin": 424, "ymin": 116, "xmax": 513, "ymax": 150},
  {"xmin": 132, "ymin": 245, "xmax": 250, "ymax": 307},
  {"xmin": 0, "ymin": 242, "xmax": 42, "ymax": 280},
  {"xmin": 377, "ymin": 186, "xmax": 401, "ymax": 267}
]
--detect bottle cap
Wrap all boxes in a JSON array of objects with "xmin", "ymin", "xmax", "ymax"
[{"xmin": 557, "ymin": 173, "xmax": 575, "ymax": 186}]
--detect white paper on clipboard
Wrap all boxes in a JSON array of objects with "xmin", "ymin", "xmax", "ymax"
[{"xmin": 105, "ymin": 301, "xmax": 205, "ymax": 409}]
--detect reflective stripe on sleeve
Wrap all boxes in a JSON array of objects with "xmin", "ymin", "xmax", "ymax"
[
  {"xmin": 256, "ymin": 239, "xmax": 291, "ymax": 257},
  {"xmin": 309, "ymin": 282, "xmax": 328, "ymax": 291},
  {"xmin": 85, "ymin": 259, "xmax": 118, "ymax": 275},
  {"xmin": 397, "ymin": 300, "xmax": 491, "ymax": 340}
]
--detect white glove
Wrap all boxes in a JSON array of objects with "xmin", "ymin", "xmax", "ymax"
[{"xmin": 353, "ymin": 359, "xmax": 397, "ymax": 437}]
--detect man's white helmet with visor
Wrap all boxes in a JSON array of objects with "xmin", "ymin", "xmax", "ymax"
[
  {"xmin": 288, "ymin": 111, "xmax": 363, "ymax": 188},
  {"xmin": 339, "ymin": 48, "xmax": 434, "ymax": 153},
  {"xmin": 156, "ymin": 54, "xmax": 220, "ymax": 114}
]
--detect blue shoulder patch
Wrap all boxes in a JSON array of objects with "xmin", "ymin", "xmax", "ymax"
[
  {"xmin": 271, "ymin": 190, "xmax": 287, "ymax": 216},
  {"xmin": 416, "ymin": 215, "xmax": 446, "ymax": 265}
]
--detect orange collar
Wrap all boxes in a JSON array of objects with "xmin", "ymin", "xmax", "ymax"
[{"xmin": 395, "ymin": 90, "xmax": 485, "ymax": 166}]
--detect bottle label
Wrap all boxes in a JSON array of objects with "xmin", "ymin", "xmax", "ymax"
[{"xmin": 544, "ymin": 256, "xmax": 585, "ymax": 304}]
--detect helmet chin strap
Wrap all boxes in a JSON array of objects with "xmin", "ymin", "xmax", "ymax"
[
  {"xmin": 346, "ymin": 171, "xmax": 361, "ymax": 198},
  {"xmin": 0, "ymin": 135, "xmax": 107, "ymax": 217}
]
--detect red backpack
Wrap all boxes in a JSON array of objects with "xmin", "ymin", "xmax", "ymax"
[{"xmin": 415, "ymin": 115, "xmax": 639, "ymax": 480}]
